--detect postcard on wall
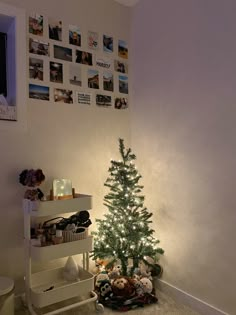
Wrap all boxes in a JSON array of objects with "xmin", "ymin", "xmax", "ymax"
[
  {"xmin": 118, "ymin": 40, "xmax": 128, "ymax": 59},
  {"xmin": 88, "ymin": 31, "xmax": 99, "ymax": 50},
  {"xmin": 96, "ymin": 94, "xmax": 112, "ymax": 107},
  {"xmin": 88, "ymin": 69, "xmax": 99, "ymax": 89},
  {"xmin": 103, "ymin": 35, "xmax": 113, "ymax": 53},
  {"xmin": 119, "ymin": 75, "xmax": 128, "ymax": 94},
  {"xmin": 54, "ymin": 88, "xmax": 73, "ymax": 103},
  {"xmin": 69, "ymin": 25, "xmax": 81, "ymax": 46},
  {"xmin": 49, "ymin": 18, "xmax": 62, "ymax": 41},
  {"xmin": 29, "ymin": 58, "xmax": 43, "ymax": 81},
  {"xmin": 77, "ymin": 92, "xmax": 92, "ymax": 105},
  {"xmin": 114, "ymin": 60, "xmax": 128, "ymax": 74},
  {"xmin": 50, "ymin": 62, "xmax": 63, "ymax": 83},
  {"xmin": 54, "ymin": 45, "xmax": 72, "ymax": 62},
  {"xmin": 115, "ymin": 96, "xmax": 128, "ymax": 109},
  {"xmin": 76, "ymin": 50, "xmax": 93, "ymax": 65},
  {"xmin": 29, "ymin": 13, "xmax": 43, "ymax": 36},
  {"xmin": 29, "ymin": 38, "xmax": 49, "ymax": 56},
  {"xmin": 69, "ymin": 64, "xmax": 82, "ymax": 86},
  {"xmin": 29, "ymin": 84, "xmax": 49, "ymax": 101},
  {"xmin": 96, "ymin": 56, "xmax": 112, "ymax": 70},
  {"xmin": 103, "ymin": 72, "xmax": 113, "ymax": 92}
]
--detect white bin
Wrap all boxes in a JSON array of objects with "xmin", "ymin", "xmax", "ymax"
[{"xmin": 0, "ymin": 277, "xmax": 14, "ymax": 315}]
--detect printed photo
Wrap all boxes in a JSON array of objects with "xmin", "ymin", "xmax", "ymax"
[
  {"xmin": 54, "ymin": 45, "xmax": 72, "ymax": 62},
  {"xmin": 88, "ymin": 69, "xmax": 99, "ymax": 89},
  {"xmin": 29, "ymin": 84, "xmax": 49, "ymax": 101},
  {"xmin": 54, "ymin": 88, "xmax": 73, "ymax": 103},
  {"xmin": 77, "ymin": 92, "xmax": 92, "ymax": 105},
  {"xmin": 49, "ymin": 18, "xmax": 62, "ymax": 41},
  {"xmin": 88, "ymin": 31, "xmax": 98, "ymax": 50},
  {"xmin": 69, "ymin": 64, "xmax": 82, "ymax": 86},
  {"xmin": 115, "ymin": 97, "xmax": 128, "ymax": 109},
  {"xmin": 96, "ymin": 94, "xmax": 112, "ymax": 107},
  {"xmin": 103, "ymin": 72, "xmax": 113, "ymax": 92},
  {"xmin": 29, "ymin": 38, "xmax": 49, "ymax": 56},
  {"xmin": 29, "ymin": 14, "xmax": 43, "ymax": 36},
  {"xmin": 103, "ymin": 35, "xmax": 113, "ymax": 53},
  {"xmin": 96, "ymin": 57, "xmax": 111, "ymax": 70},
  {"xmin": 50, "ymin": 62, "xmax": 63, "ymax": 83},
  {"xmin": 114, "ymin": 60, "xmax": 128, "ymax": 74},
  {"xmin": 118, "ymin": 40, "xmax": 128, "ymax": 59},
  {"xmin": 76, "ymin": 50, "xmax": 93, "ymax": 65},
  {"xmin": 69, "ymin": 25, "xmax": 81, "ymax": 46},
  {"xmin": 29, "ymin": 58, "xmax": 43, "ymax": 80},
  {"xmin": 119, "ymin": 75, "xmax": 128, "ymax": 94}
]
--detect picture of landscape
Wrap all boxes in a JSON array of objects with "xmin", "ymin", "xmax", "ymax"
[
  {"xmin": 54, "ymin": 88, "xmax": 73, "ymax": 103},
  {"xmin": 118, "ymin": 40, "xmax": 128, "ymax": 59},
  {"xmin": 29, "ymin": 14, "xmax": 43, "ymax": 36},
  {"xmin": 54, "ymin": 45, "xmax": 72, "ymax": 62},
  {"xmin": 114, "ymin": 60, "xmax": 128, "ymax": 74},
  {"xmin": 49, "ymin": 18, "xmax": 62, "ymax": 41},
  {"xmin": 29, "ymin": 84, "xmax": 49, "ymax": 101},
  {"xmin": 119, "ymin": 75, "xmax": 129, "ymax": 94},
  {"xmin": 103, "ymin": 35, "xmax": 113, "ymax": 53},
  {"xmin": 50, "ymin": 62, "xmax": 63, "ymax": 83},
  {"xmin": 103, "ymin": 72, "xmax": 113, "ymax": 92},
  {"xmin": 88, "ymin": 69, "xmax": 99, "ymax": 89},
  {"xmin": 29, "ymin": 38, "xmax": 49, "ymax": 56},
  {"xmin": 96, "ymin": 94, "xmax": 112, "ymax": 107},
  {"xmin": 29, "ymin": 58, "xmax": 43, "ymax": 80},
  {"xmin": 69, "ymin": 25, "xmax": 81, "ymax": 46},
  {"xmin": 69, "ymin": 64, "xmax": 82, "ymax": 86}
]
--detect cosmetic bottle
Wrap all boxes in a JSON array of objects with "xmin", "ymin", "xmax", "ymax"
[{"xmin": 53, "ymin": 229, "xmax": 63, "ymax": 244}]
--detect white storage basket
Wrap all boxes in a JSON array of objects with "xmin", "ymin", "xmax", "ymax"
[{"xmin": 63, "ymin": 227, "xmax": 88, "ymax": 243}]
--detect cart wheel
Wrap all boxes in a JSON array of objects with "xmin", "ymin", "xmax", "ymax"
[{"xmin": 95, "ymin": 302, "xmax": 104, "ymax": 312}]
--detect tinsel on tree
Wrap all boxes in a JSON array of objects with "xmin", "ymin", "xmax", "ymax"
[{"xmin": 91, "ymin": 139, "xmax": 164, "ymax": 276}]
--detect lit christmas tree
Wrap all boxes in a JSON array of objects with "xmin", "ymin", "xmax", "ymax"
[{"xmin": 92, "ymin": 139, "xmax": 164, "ymax": 276}]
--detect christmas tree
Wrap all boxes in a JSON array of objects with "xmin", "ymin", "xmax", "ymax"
[{"xmin": 91, "ymin": 139, "xmax": 164, "ymax": 276}]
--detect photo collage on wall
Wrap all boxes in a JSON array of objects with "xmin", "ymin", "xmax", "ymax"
[{"xmin": 28, "ymin": 13, "xmax": 129, "ymax": 109}]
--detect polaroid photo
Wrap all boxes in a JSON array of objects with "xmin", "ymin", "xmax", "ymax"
[
  {"xmin": 49, "ymin": 18, "xmax": 62, "ymax": 41},
  {"xmin": 29, "ymin": 14, "xmax": 43, "ymax": 36},
  {"xmin": 29, "ymin": 58, "xmax": 43, "ymax": 81},
  {"xmin": 103, "ymin": 72, "xmax": 113, "ymax": 92},
  {"xmin": 54, "ymin": 45, "xmax": 72, "ymax": 62},
  {"xmin": 88, "ymin": 69, "xmax": 99, "ymax": 89},
  {"xmin": 69, "ymin": 25, "xmax": 81, "ymax": 46},
  {"xmin": 118, "ymin": 40, "xmax": 128, "ymax": 59},
  {"xmin": 50, "ymin": 62, "xmax": 63, "ymax": 83},
  {"xmin": 29, "ymin": 84, "xmax": 49, "ymax": 101},
  {"xmin": 29, "ymin": 38, "xmax": 49, "ymax": 56},
  {"xmin": 54, "ymin": 88, "xmax": 73, "ymax": 103}
]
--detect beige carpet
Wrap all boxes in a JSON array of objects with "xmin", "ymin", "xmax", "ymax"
[{"xmin": 16, "ymin": 290, "xmax": 201, "ymax": 315}]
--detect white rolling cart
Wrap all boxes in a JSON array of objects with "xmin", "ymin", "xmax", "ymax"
[{"xmin": 23, "ymin": 193, "xmax": 104, "ymax": 315}]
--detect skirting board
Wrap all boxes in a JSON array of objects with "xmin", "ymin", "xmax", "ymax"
[{"xmin": 155, "ymin": 279, "xmax": 230, "ymax": 315}]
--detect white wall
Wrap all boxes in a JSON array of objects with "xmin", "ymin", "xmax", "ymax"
[
  {"xmin": 0, "ymin": 0, "xmax": 131, "ymax": 293},
  {"xmin": 131, "ymin": 0, "xmax": 236, "ymax": 314}
]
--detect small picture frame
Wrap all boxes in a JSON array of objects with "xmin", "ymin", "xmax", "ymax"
[{"xmin": 51, "ymin": 179, "xmax": 74, "ymax": 200}]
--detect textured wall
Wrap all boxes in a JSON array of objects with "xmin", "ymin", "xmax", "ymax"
[{"xmin": 131, "ymin": 0, "xmax": 236, "ymax": 314}]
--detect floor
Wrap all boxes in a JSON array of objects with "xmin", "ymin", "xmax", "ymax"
[{"xmin": 16, "ymin": 289, "xmax": 201, "ymax": 315}]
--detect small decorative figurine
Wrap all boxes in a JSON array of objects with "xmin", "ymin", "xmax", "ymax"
[{"xmin": 19, "ymin": 168, "xmax": 45, "ymax": 201}]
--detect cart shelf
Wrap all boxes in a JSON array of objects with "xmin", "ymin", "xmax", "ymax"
[
  {"xmin": 30, "ymin": 266, "xmax": 94, "ymax": 308},
  {"xmin": 23, "ymin": 194, "xmax": 92, "ymax": 217},
  {"xmin": 30, "ymin": 236, "xmax": 93, "ymax": 261}
]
